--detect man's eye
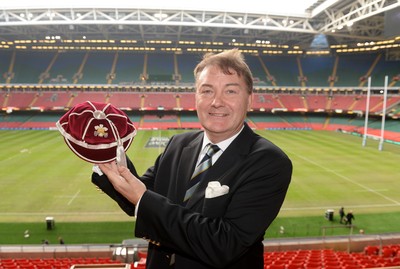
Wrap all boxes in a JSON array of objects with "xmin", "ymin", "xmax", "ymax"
[
  {"xmin": 226, "ymin": 89, "xmax": 238, "ymax": 94},
  {"xmin": 201, "ymin": 89, "xmax": 213, "ymax": 95}
]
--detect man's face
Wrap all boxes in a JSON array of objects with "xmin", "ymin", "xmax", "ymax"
[{"xmin": 195, "ymin": 65, "xmax": 252, "ymax": 143}]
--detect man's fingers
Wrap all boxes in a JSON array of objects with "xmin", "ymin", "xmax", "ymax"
[
  {"xmin": 99, "ymin": 163, "xmax": 120, "ymax": 181},
  {"xmin": 98, "ymin": 161, "xmax": 146, "ymax": 205},
  {"xmin": 118, "ymin": 166, "xmax": 133, "ymax": 179}
]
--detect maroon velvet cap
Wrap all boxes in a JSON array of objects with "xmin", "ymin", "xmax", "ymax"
[{"xmin": 56, "ymin": 101, "xmax": 136, "ymax": 163}]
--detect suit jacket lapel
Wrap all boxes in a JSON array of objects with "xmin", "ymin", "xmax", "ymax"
[
  {"xmin": 186, "ymin": 123, "xmax": 255, "ymax": 208},
  {"xmin": 176, "ymin": 134, "xmax": 203, "ymax": 204}
]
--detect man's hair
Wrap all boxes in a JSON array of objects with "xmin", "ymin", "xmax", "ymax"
[{"xmin": 194, "ymin": 48, "xmax": 253, "ymax": 94}]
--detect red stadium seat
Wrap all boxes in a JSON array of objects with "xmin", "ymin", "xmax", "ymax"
[
  {"xmin": 364, "ymin": 245, "xmax": 379, "ymax": 255},
  {"xmin": 324, "ymin": 266, "xmax": 341, "ymax": 269},
  {"xmin": 286, "ymin": 263, "xmax": 304, "ymax": 269},
  {"xmin": 266, "ymin": 265, "xmax": 285, "ymax": 269},
  {"xmin": 138, "ymin": 250, "xmax": 148, "ymax": 259},
  {"xmin": 382, "ymin": 246, "xmax": 395, "ymax": 257}
]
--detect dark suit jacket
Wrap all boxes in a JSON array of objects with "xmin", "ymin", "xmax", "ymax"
[{"xmin": 92, "ymin": 123, "xmax": 292, "ymax": 269}]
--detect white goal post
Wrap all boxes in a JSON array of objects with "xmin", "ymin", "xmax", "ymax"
[{"xmin": 362, "ymin": 76, "xmax": 388, "ymax": 151}]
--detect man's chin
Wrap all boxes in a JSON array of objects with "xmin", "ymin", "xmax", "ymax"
[
  {"xmin": 205, "ymin": 120, "xmax": 227, "ymax": 128},
  {"xmin": 203, "ymin": 124, "xmax": 230, "ymax": 136}
]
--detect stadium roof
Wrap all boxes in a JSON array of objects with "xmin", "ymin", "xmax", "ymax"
[
  {"xmin": 1, "ymin": 0, "xmax": 324, "ymax": 16},
  {"xmin": 0, "ymin": 0, "xmax": 399, "ymax": 51}
]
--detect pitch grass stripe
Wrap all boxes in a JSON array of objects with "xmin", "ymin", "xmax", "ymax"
[
  {"xmin": 292, "ymin": 153, "xmax": 400, "ymax": 205},
  {"xmin": 263, "ymin": 130, "xmax": 399, "ymax": 161},
  {"xmin": 265, "ymin": 130, "xmax": 354, "ymax": 153},
  {"xmin": 1, "ymin": 131, "xmax": 62, "ymax": 165},
  {"xmin": 1, "ymin": 130, "xmax": 60, "ymax": 159},
  {"xmin": 0, "ymin": 212, "xmax": 127, "ymax": 216},
  {"xmin": 6, "ymin": 130, "xmax": 52, "ymax": 147},
  {"xmin": 282, "ymin": 203, "xmax": 400, "ymax": 211},
  {"xmin": 3, "ymin": 202, "xmax": 399, "ymax": 216}
]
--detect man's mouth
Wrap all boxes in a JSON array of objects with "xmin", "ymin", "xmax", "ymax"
[{"xmin": 209, "ymin": 112, "xmax": 228, "ymax": 117}]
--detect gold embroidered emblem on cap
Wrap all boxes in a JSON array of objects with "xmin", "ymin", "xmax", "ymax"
[{"xmin": 94, "ymin": 124, "xmax": 108, "ymax": 138}]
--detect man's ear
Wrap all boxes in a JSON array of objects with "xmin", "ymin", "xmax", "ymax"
[{"xmin": 247, "ymin": 94, "xmax": 253, "ymax": 111}]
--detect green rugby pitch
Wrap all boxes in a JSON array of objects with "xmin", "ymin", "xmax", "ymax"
[{"xmin": 0, "ymin": 129, "xmax": 399, "ymax": 243}]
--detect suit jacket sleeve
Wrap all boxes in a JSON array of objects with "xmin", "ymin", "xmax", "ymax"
[{"xmin": 135, "ymin": 129, "xmax": 292, "ymax": 268}]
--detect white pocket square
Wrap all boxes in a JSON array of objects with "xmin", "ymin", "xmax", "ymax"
[{"xmin": 205, "ymin": 181, "xmax": 229, "ymax": 198}]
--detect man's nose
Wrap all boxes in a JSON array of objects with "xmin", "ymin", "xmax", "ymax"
[{"xmin": 211, "ymin": 92, "xmax": 224, "ymax": 106}]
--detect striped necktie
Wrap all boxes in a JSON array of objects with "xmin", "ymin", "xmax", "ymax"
[{"xmin": 183, "ymin": 144, "xmax": 220, "ymax": 204}]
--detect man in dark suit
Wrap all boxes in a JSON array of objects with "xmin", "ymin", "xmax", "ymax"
[{"xmin": 94, "ymin": 49, "xmax": 292, "ymax": 269}]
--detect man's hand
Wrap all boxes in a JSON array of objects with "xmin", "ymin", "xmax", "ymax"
[{"xmin": 98, "ymin": 162, "xmax": 146, "ymax": 205}]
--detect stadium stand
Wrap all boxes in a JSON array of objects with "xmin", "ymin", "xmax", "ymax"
[
  {"xmin": 1, "ymin": 50, "xmax": 400, "ymax": 87},
  {"xmin": 176, "ymin": 93, "xmax": 195, "ymax": 110},
  {"xmin": 32, "ymin": 92, "xmax": 72, "ymax": 110},
  {"xmin": 111, "ymin": 52, "xmax": 145, "ymax": 85},
  {"xmin": 1, "ymin": 243, "xmax": 400, "ymax": 269},
  {"xmin": 146, "ymin": 53, "xmax": 175, "ymax": 83},
  {"xmin": 298, "ymin": 56, "xmax": 336, "ymax": 87},
  {"xmin": 278, "ymin": 94, "xmax": 308, "ymax": 111},
  {"xmin": 175, "ymin": 54, "xmax": 199, "ymax": 83},
  {"xmin": 258, "ymin": 55, "xmax": 300, "ymax": 86},
  {"xmin": 4, "ymin": 91, "xmax": 399, "ymax": 114},
  {"xmin": 1, "ymin": 90, "xmax": 400, "ymax": 141},
  {"xmin": 0, "ymin": 257, "xmax": 124, "ymax": 269},
  {"xmin": 107, "ymin": 92, "xmax": 143, "ymax": 110},
  {"xmin": 141, "ymin": 92, "xmax": 178, "ymax": 110},
  {"xmin": 263, "ymin": 247, "xmax": 400, "ymax": 268}
]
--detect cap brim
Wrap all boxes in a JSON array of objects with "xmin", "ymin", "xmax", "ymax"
[{"xmin": 64, "ymin": 137, "xmax": 133, "ymax": 163}]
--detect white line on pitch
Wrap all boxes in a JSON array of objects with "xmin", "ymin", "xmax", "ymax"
[
  {"xmin": 355, "ymin": 189, "xmax": 388, "ymax": 192},
  {"xmin": 67, "ymin": 190, "xmax": 81, "ymax": 206}
]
